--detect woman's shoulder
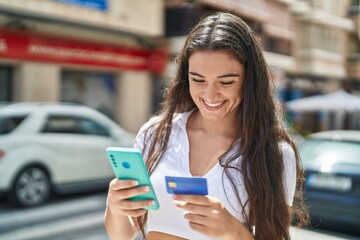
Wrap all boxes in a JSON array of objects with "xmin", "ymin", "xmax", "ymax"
[
  {"xmin": 172, "ymin": 110, "xmax": 193, "ymax": 126},
  {"xmin": 136, "ymin": 111, "xmax": 192, "ymax": 137},
  {"xmin": 140, "ymin": 114, "xmax": 162, "ymax": 132},
  {"xmin": 279, "ymin": 141, "xmax": 296, "ymax": 164},
  {"xmin": 279, "ymin": 141, "xmax": 293, "ymax": 152}
]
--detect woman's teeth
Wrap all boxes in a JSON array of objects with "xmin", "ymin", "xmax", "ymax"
[{"xmin": 204, "ymin": 100, "xmax": 225, "ymax": 107}]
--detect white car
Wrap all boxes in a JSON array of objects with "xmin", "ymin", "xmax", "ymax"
[{"xmin": 0, "ymin": 103, "xmax": 135, "ymax": 207}]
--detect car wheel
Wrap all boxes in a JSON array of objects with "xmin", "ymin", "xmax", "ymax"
[{"xmin": 10, "ymin": 166, "xmax": 51, "ymax": 207}]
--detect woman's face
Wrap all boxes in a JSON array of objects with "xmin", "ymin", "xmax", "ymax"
[{"xmin": 188, "ymin": 50, "xmax": 245, "ymax": 121}]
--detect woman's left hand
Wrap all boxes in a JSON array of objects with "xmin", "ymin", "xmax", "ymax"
[{"xmin": 173, "ymin": 194, "xmax": 248, "ymax": 240}]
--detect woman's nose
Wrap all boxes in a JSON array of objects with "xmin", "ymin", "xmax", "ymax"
[{"xmin": 204, "ymin": 83, "xmax": 219, "ymax": 99}]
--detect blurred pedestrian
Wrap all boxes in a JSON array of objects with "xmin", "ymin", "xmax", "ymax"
[{"xmin": 105, "ymin": 12, "xmax": 309, "ymax": 240}]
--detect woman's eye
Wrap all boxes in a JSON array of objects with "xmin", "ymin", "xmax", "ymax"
[
  {"xmin": 221, "ymin": 81, "xmax": 234, "ymax": 86},
  {"xmin": 191, "ymin": 79, "xmax": 205, "ymax": 84}
]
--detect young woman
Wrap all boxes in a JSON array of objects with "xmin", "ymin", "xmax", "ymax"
[{"xmin": 105, "ymin": 12, "xmax": 309, "ymax": 240}]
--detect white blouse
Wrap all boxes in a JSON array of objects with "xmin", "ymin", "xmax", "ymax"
[{"xmin": 134, "ymin": 111, "xmax": 296, "ymax": 240}]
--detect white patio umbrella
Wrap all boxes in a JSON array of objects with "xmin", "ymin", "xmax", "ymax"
[{"xmin": 286, "ymin": 90, "xmax": 360, "ymax": 112}]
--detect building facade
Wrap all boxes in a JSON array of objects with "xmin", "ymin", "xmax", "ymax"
[
  {"xmin": 347, "ymin": 0, "xmax": 360, "ymax": 92},
  {"xmin": 164, "ymin": 0, "xmax": 360, "ymax": 134},
  {"xmin": 289, "ymin": 0, "xmax": 354, "ymax": 97},
  {"xmin": 1, "ymin": 0, "xmax": 359, "ymax": 133},
  {"xmin": 0, "ymin": 0, "xmax": 165, "ymax": 133},
  {"xmin": 164, "ymin": 0, "xmax": 297, "ymax": 99}
]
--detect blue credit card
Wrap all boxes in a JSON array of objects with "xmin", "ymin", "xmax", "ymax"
[{"xmin": 165, "ymin": 176, "xmax": 208, "ymax": 195}]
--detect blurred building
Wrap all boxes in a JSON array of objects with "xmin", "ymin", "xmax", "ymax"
[
  {"xmin": 164, "ymin": 0, "xmax": 358, "ymax": 95},
  {"xmin": 164, "ymin": 0, "xmax": 360, "ymax": 134},
  {"xmin": 286, "ymin": 0, "xmax": 356, "ymax": 134},
  {"xmin": 0, "ymin": 0, "xmax": 165, "ymax": 132},
  {"xmin": 164, "ymin": 0, "xmax": 295, "ymax": 91},
  {"xmin": 0, "ymin": 0, "xmax": 359, "ymax": 133},
  {"xmin": 347, "ymin": 0, "xmax": 360, "ymax": 92},
  {"xmin": 288, "ymin": 0, "xmax": 354, "ymax": 98}
]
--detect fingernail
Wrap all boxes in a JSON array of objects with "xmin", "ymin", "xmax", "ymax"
[
  {"xmin": 143, "ymin": 186, "xmax": 150, "ymax": 192},
  {"xmin": 173, "ymin": 200, "xmax": 185, "ymax": 207},
  {"xmin": 172, "ymin": 194, "xmax": 178, "ymax": 200},
  {"xmin": 149, "ymin": 200, "xmax": 155, "ymax": 206},
  {"xmin": 132, "ymin": 181, "xmax": 139, "ymax": 186}
]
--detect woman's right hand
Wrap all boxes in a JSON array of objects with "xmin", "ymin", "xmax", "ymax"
[{"xmin": 106, "ymin": 178, "xmax": 155, "ymax": 218}]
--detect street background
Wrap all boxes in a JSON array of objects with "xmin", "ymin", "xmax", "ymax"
[
  {"xmin": 0, "ymin": 0, "xmax": 360, "ymax": 239},
  {"xmin": 0, "ymin": 191, "xmax": 359, "ymax": 240}
]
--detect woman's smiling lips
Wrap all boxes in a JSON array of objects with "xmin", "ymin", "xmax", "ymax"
[{"xmin": 202, "ymin": 99, "xmax": 226, "ymax": 110}]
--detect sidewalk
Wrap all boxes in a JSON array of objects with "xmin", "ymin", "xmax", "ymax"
[{"xmin": 290, "ymin": 227, "xmax": 359, "ymax": 240}]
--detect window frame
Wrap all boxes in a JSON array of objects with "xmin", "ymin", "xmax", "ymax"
[{"xmin": 41, "ymin": 114, "xmax": 111, "ymax": 137}]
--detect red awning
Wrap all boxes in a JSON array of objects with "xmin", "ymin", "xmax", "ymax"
[{"xmin": 0, "ymin": 28, "xmax": 166, "ymax": 73}]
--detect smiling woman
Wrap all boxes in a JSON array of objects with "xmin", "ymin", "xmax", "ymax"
[
  {"xmin": 188, "ymin": 51, "xmax": 244, "ymax": 122},
  {"xmin": 105, "ymin": 12, "xmax": 309, "ymax": 240}
]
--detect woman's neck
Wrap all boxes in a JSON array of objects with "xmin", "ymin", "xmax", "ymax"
[{"xmin": 188, "ymin": 110, "xmax": 238, "ymax": 138}]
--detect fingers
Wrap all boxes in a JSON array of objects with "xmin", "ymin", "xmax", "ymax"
[
  {"xmin": 173, "ymin": 194, "xmax": 221, "ymax": 208},
  {"xmin": 120, "ymin": 199, "xmax": 155, "ymax": 210},
  {"xmin": 107, "ymin": 197, "xmax": 153, "ymax": 217},
  {"xmin": 173, "ymin": 195, "xmax": 238, "ymax": 239},
  {"xmin": 120, "ymin": 207, "xmax": 148, "ymax": 217},
  {"xmin": 173, "ymin": 199, "xmax": 212, "ymax": 235},
  {"xmin": 107, "ymin": 178, "xmax": 154, "ymax": 217},
  {"xmin": 174, "ymin": 200, "xmax": 211, "ymax": 215},
  {"xmin": 172, "ymin": 194, "xmax": 217, "ymax": 205},
  {"xmin": 184, "ymin": 212, "xmax": 207, "ymax": 224},
  {"xmin": 113, "ymin": 185, "xmax": 151, "ymax": 200},
  {"xmin": 109, "ymin": 178, "xmax": 150, "ymax": 200},
  {"xmin": 109, "ymin": 178, "xmax": 138, "ymax": 190},
  {"xmin": 188, "ymin": 221, "xmax": 208, "ymax": 236}
]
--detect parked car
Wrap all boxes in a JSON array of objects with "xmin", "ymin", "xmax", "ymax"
[
  {"xmin": 0, "ymin": 101, "xmax": 13, "ymax": 109},
  {"xmin": 299, "ymin": 130, "xmax": 360, "ymax": 229},
  {"xmin": 0, "ymin": 102, "xmax": 135, "ymax": 207}
]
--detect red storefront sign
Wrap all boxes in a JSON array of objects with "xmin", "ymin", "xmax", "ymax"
[{"xmin": 0, "ymin": 28, "xmax": 166, "ymax": 73}]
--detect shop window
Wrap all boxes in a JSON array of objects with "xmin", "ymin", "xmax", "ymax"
[
  {"xmin": 165, "ymin": 6, "xmax": 214, "ymax": 36},
  {"xmin": 61, "ymin": 71, "xmax": 117, "ymax": 120},
  {"xmin": 264, "ymin": 37, "xmax": 292, "ymax": 55}
]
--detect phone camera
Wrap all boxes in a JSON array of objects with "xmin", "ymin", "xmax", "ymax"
[{"xmin": 122, "ymin": 162, "xmax": 130, "ymax": 169}]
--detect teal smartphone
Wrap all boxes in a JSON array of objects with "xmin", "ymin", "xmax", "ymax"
[{"xmin": 106, "ymin": 147, "xmax": 159, "ymax": 210}]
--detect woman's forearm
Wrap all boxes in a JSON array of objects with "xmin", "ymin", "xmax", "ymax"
[
  {"xmin": 104, "ymin": 207, "xmax": 137, "ymax": 240},
  {"xmin": 223, "ymin": 218, "xmax": 255, "ymax": 240}
]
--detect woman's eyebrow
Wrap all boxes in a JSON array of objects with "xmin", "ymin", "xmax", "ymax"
[
  {"xmin": 189, "ymin": 72, "xmax": 240, "ymax": 79},
  {"xmin": 188, "ymin": 71, "xmax": 204, "ymax": 78},
  {"xmin": 218, "ymin": 73, "xmax": 240, "ymax": 78}
]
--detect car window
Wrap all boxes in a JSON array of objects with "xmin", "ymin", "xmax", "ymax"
[
  {"xmin": 41, "ymin": 115, "xmax": 110, "ymax": 136},
  {"xmin": 78, "ymin": 118, "xmax": 110, "ymax": 136},
  {"xmin": 299, "ymin": 139, "xmax": 360, "ymax": 166},
  {"xmin": 0, "ymin": 115, "xmax": 28, "ymax": 135}
]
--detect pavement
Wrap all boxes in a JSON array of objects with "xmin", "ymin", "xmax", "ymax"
[{"xmin": 290, "ymin": 227, "xmax": 359, "ymax": 240}]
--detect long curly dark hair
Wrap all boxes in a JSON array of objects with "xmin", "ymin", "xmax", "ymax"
[{"xmin": 134, "ymin": 12, "xmax": 309, "ymax": 240}]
